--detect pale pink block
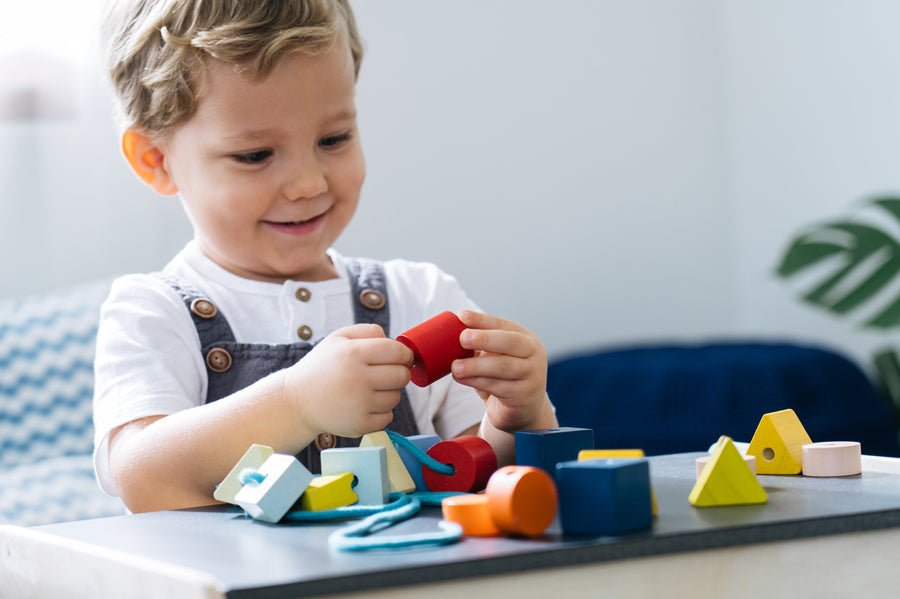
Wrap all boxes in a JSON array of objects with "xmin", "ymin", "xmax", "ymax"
[{"xmin": 801, "ymin": 442, "xmax": 862, "ymax": 477}]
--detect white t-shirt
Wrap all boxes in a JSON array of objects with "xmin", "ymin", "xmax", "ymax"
[{"xmin": 92, "ymin": 242, "xmax": 485, "ymax": 496}]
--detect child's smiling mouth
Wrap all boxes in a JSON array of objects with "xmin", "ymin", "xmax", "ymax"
[{"xmin": 263, "ymin": 211, "xmax": 327, "ymax": 235}]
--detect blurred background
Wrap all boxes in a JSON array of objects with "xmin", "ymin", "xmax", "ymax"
[{"xmin": 3, "ymin": 0, "xmax": 900, "ymax": 370}]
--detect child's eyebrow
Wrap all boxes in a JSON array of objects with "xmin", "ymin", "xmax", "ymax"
[{"xmin": 220, "ymin": 111, "xmax": 357, "ymax": 143}]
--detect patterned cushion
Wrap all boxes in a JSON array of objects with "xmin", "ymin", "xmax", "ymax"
[
  {"xmin": 0, "ymin": 280, "xmax": 126, "ymax": 525},
  {"xmin": 0, "ymin": 455, "xmax": 125, "ymax": 526}
]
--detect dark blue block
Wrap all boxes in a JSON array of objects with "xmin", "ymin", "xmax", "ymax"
[
  {"xmin": 556, "ymin": 458, "xmax": 652, "ymax": 536},
  {"xmin": 515, "ymin": 427, "xmax": 594, "ymax": 476},
  {"xmin": 392, "ymin": 434, "xmax": 439, "ymax": 492}
]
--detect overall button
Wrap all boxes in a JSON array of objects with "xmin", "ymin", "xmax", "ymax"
[
  {"xmin": 205, "ymin": 347, "xmax": 232, "ymax": 372},
  {"xmin": 359, "ymin": 289, "xmax": 385, "ymax": 310},
  {"xmin": 295, "ymin": 287, "xmax": 311, "ymax": 302},
  {"xmin": 314, "ymin": 433, "xmax": 336, "ymax": 451},
  {"xmin": 297, "ymin": 325, "xmax": 313, "ymax": 340},
  {"xmin": 190, "ymin": 298, "xmax": 218, "ymax": 319}
]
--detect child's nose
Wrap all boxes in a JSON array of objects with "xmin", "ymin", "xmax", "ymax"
[{"xmin": 283, "ymin": 160, "xmax": 328, "ymax": 200}]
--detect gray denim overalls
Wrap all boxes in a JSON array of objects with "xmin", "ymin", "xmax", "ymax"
[{"xmin": 158, "ymin": 258, "xmax": 419, "ymax": 473}]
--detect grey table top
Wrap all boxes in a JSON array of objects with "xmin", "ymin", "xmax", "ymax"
[{"xmin": 31, "ymin": 452, "xmax": 900, "ymax": 598}]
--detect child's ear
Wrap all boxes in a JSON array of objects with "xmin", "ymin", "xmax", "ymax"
[{"xmin": 121, "ymin": 129, "xmax": 178, "ymax": 196}]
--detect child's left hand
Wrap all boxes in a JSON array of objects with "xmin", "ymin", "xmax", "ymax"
[{"xmin": 450, "ymin": 310, "xmax": 553, "ymax": 433}]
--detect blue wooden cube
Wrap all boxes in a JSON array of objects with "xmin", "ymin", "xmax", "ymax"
[
  {"xmin": 515, "ymin": 427, "xmax": 594, "ymax": 477},
  {"xmin": 556, "ymin": 458, "xmax": 653, "ymax": 536},
  {"xmin": 392, "ymin": 434, "xmax": 440, "ymax": 492}
]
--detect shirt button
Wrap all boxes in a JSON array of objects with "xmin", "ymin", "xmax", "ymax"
[
  {"xmin": 190, "ymin": 298, "xmax": 218, "ymax": 319},
  {"xmin": 295, "ymin": 288, "xmax": 311, "ymax": 302},
  {"xmin": 359, "ymin": 289, "xmax": 386, "ymax": 310},
  {"xmin": 297, "ymin": 325, "xmax": 313, "ymax": 340},
  {"xmin": 205, "ymin": 347, "xmax": 232, "ymax": 372},
  {"xmin": 314, "ymin": 433, "xmax": 336, "ymax": 451}
]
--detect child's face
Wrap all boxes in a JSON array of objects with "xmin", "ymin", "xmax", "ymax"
[{"xmin": 158, "ymin": 44, "xmax": 364, "ymax": 282}]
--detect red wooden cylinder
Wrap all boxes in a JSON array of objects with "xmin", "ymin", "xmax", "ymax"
[
  {"xmin": 423, "ymin": 436, "xmax": 498, "ymax": 493},
  {"xmin": 397, "ymin": 311, "xmax": 474, "ymax": 387}
]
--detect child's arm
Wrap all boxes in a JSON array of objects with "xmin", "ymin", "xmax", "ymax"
[
  {"xmin": 450, "ymin": 310, "xmax": 558, "ymax": 465},
  {"xmin": 107, "ymin": 324, "xmax": 414, "ymax": 513}
]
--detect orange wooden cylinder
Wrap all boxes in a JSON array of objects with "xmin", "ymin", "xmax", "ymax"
[
  {"xmin": 485, "ymin": 466, "xmax": 558, "ymax": 537},
  {"xmin": 441, "ymin": 494, "xmax": 501, "ymax": 536}
]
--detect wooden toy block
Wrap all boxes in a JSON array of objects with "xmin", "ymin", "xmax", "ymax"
[
  {"xmin": 579, "ymin": 449, "xmax": 657, "ymax": 516},
  {"xmin": 397, "ymin": 311, "xmax": 474, "ymax": 386},
  {"xmin": 696, "ymin": 453, "xmax": 756, "ymax": 478},
  {"xmin": 298, "ymin": 472, "xmax": 358, "ymax": 511},
  {"xmin": 441, "ymin": 494, "xmax": 501, "ymax": 536},
  {"xmin": 801, "ymin": 442, "xmax": 862, "ymax": 477},
  {"xmin": 394, "ymin": 434, "xmax": 440, "ymax": 492},
  {"xmin": 321, "ymin": 446, "xmax": 390, "ymax": 505},
  {"xmin": 214, "ymin": 444, "xmax": 274, "ymax": 505},
  {"xmin": 360, "ymin": 431, "xmax": 416, "ymax": 494},
  {"xmin": 747, "ymin": 409, "xmax": 812, "ymax": 475},
  {"xmin": 516, "ymin": 427, "xmax": 594, "ymax": 477},
  {"xmin": 578, "ymin": 449, "xmax": 645, "ymax": 460},
  {"xmin": 234, "ymin": 453, "xmax": 314, "ymax": 523},
  {"xmin": 555, "ymin": 458, "xmax": 653, "ymax": 536},
  {"xmin": 689, "ymin": 436, "xmax": 767, "ymax": 507},
  {"xmin": 423, "ymin": 435, "xmax": 497, "ymax": 493},
  {"xmin": 485, "ymin": 466, "xmax": 558, "ymax": 537}
]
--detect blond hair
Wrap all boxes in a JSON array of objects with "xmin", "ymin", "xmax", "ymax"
[{"xmin": 103, "ymin": 0, "xmax": 363, "ymax": 137}]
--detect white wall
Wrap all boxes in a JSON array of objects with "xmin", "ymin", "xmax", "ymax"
[
  {"xmin": 723, "ymin": 1, "xmax": 900, "ymax": 370},
  {"xmin": 3, "ymin": 1, "xmax": 896, "ymax": 367}
]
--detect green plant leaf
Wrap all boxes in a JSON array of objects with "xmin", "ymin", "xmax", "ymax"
[{"xmin": 776, "ymin": 197, "xmax": 900, "ymax": 328}]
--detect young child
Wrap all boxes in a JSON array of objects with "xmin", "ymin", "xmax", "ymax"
[{"xmin": 95, "ymin": 0, "xmax": 557, "ymax": 513}]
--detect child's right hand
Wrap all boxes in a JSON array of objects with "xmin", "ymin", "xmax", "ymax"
[{"xmin": 282, "ymin": 324, "xmax": 414, "ymax": 440}]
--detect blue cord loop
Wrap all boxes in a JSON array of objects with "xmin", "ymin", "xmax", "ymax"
[
  {"xmin": 238, "ymin": 468, "xmax": 266, "ymax": 485},
  {"xmin": 385, "ymin": 429, "xmax": 455, "ymax": 476},
  {"xmin": 327, "ymin": 495, "xmax": 463, "ymax": 551}
]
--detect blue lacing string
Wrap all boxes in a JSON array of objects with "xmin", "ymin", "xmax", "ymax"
[
  {"xmin": 236, "ymin": 432, "xmax": 467, "ymax": 550},
  {"xmin": 328, "ymin": 494, "xmax": 463, "ymax": 551},
  {"xmin": 384, "ymin": 429, "xmax": 455, "ymax": 476}
]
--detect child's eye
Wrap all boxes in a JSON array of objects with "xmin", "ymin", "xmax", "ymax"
[
  {"xmin": 230, "ymin": 149, "xmax": 273, "ymax": 164},
  {"xmin": 319, "ymin": 132, "xmax": 352, "ymax": 149}
]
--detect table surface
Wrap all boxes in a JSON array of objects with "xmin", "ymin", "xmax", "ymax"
[{"xmin": 4, "ymin": 452, "xmax": 900, "ymax": 599}]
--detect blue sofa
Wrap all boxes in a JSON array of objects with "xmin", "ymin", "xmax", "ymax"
[{"xmin": 548, "ymin": 342, "xmax": 900, "ymax": 458}]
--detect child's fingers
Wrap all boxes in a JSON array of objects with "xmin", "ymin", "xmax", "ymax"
[
  {"xmin": 459, "ymin": 328, "xmax": 534, "ymax": 359},
  {"xmin": 352, "ymin": 338, "xmax": 415, "ymax": 366},
  {"xmin": 331, "ymin": 323, "xmax": 387, "ymax": 340},
  {"xmin": 458, "ymin": 310, "xmax": 522, "ymax": 333},
  {"xmin": 452, "ymin": 354, "xmax": 529, "ymax": 382},
  {"xmin": 369, "ymin": 363, "xmax": 413, "ymax": 391},
  {"xmin": 453, "ymin": 374, "xmax": 522, "ymax": 401}
]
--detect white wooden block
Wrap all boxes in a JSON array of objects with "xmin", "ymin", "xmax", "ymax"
[
  {"xmin": 321, "ymin": 446, "xmax": 390, "ymax": 505},
  {"xmin": 214, "ymin": 444, "xmax": 274, "ymax": 505},
  {"xmin": 234, "ymin": 454, "xmax": 313, "ymax": 523},
  {"xmin": 360, "ymin": 431, "xmax": 416, "ymax": 494},
  {"xmin": 802, "ymin": 442, "xmax": 862, "ymax": 477}
]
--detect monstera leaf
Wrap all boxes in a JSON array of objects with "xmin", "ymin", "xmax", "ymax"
[{"xmin": 776, "ymin": 197, "xmax": 900, "ymax": 329}]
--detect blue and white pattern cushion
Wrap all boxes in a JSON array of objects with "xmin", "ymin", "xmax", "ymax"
[{"xmin": 0, "ymin": 281, "xmax": 126, "ymax": 525}]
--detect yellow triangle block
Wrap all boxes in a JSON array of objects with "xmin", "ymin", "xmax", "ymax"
[
  {"xmin": 689, "ymin": 436, "xmax": 767, "ymax": 507},
  {"xmin": 299, "ymin": 472, "xmax": 358, "ymax": 511},
  {"xmin": 747, "ymin": 409, "xmax": 812, "ymax": 475},
  {"xmin": 579, "ymin": 449, "xmax": 658, "ymax": 515},
  {"xmin": 360, "ymin": 431, "xmax": 416, "ymax": 493}
]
